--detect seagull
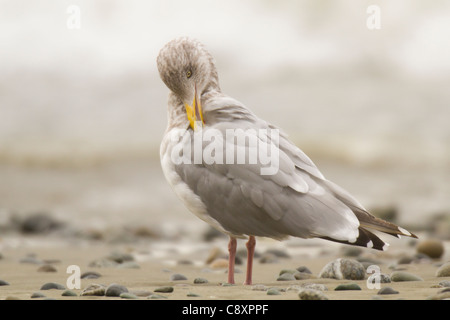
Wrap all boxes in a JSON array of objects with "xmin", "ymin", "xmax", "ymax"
[{"xmin": 156, "ymin": 37, "xmax": 417, "ymax": 285}]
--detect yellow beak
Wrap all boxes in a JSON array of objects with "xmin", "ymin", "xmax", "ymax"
[{"xmin": 184, "ymin": 85, "xmax": 204, "ymax": 130}]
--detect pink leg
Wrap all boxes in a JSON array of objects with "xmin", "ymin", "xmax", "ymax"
[
  {"xmin": 227, "ymin": 237, "xmax": 237, "ymax": 284},
  {"xmin": 244, "ymin": 236, "xmax": 256, "ymax": 285}
]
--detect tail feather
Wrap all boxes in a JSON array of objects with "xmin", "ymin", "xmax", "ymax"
[{"xmin": 320, "ymin": 227, "xmax": 389, "ymax": 251}]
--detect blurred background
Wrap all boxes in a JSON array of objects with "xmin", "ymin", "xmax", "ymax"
[{"xmin": 1, "ymin": 0, "xmax": 449, "ymax": 245}]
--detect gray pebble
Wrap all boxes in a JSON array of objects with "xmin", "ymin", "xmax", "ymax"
[
  {"xmin": 106, "ymin": 251, "xmax": 134, "ymax": 263},
  {"xmin": 40, "ymin": 282, "xmax": 65, "ymax": 290},
  {"xmin": 427, "ymin": 291, "xmax": 450, "ymax": 300},
  {"xmin": 0, "ymin": 280, "xmax": 10, "ymax": 286},
  {"xmin": 20, "ymin": 212, "xmax": 62, "ymax": 234},
  {"xmin": 193, "ymin": 277, "xmax": 209, "ymax": 284},
  {"xmin": 298, "ymin": 289, "xmax": 328, "ymax": 300},
  {"xmin": 390, "ymin": 271, "xmax": 423, "ymax": 282},
  {"xmin": 436, "ymin": 262, "xmax": 450, "ymax": 277},
  {"xmin": 267, "ymin": 288, "xmax": 281, "ymax": 295},
  {"xmin": 319, "ymin": 258, "xmax": 365, "ymax": 280},
  {"xmin": 170, "ymin": 273, "xmax": 188, "ymax": 281},
  {"xmin": 301, "ymin": 283, "xmax": 328, "ymax": 291},
  {"xmin": 148, "ymin": 294, "xmax": 168, "ymax": 299},
  {"xmin": 251, "ymin": 284, "xmax": 268, "ymax": 291},
  {"xmin": 397, "ymin": 256, "xmax": 414, "ymax": 265},
  {"xmin": 279, "ymin": 269, "xmax": 297, "ymax": 276},
  {"xmin": 154, "ymin": 286, "xmax": 174, "ymax": 293},
  {"xmin": 31, "ymin": 292, "xmax": 46, "ymax": 298},
  {"xmin": 291, "ymin": 284, "xmax": 326, "ymax": 292},
  {"xmin": 296, "ymin": 266, "xmax": 312, "ymax": 274},
  {"xmin": 438, "ymin": 280, "xmax": 450, "ymax": 287},
  {"xmin": 37, "ymin": 264, "xmax": 57, "ymax": 272},
  {"xmin": 221, "ymin": 282, "xmax": 235, "ymax": 286},
  {"xmin": 80, "ymin": 271, "xmax": 102, "ymax": 279},
  {"xmin": 105, "ymin": 283, "xmax": 129, "ymax": 297},
  {"xmin": 80, "ymin": 284, "xmax": 106, "ymax": 296},
  {"xmin": 120, "ymin": 293, "xmax": 139, "ymax": 299},
  {"xmin": 258, "ymin": 253, "xmax": 279, "ymax": 264},
  {"xmin": 61, "ymin": 290, "xmax": 77, "ymax": 297},
  {"xmin": 277, "ymin": 273, "xmax": 296, "ymax": 281},
  {"xmin": 377, "ymin": 287, "xmax": 399, "ymax": 295},
  {"xmin": 294, "ymin": 272, "xmax": 314, "ymax": 280},
  {"xmin": 334, "ymin": 283, "xmax": 361, "ymax": 291},
  {"xmin": 187, "ymin": 292, "xmax": 201, "ymax": 297},
  {"xmin": 130, "ymin": 290, "xmax": 153, "ymax": 297},
  {"xmin": 88, "ymin": 258, "xmax": 118, "ymax": 268}
]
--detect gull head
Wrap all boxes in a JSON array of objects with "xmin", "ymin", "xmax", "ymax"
[{"xmin": 157, "ymin": 38, "xmax": 220, "ymax": 129}]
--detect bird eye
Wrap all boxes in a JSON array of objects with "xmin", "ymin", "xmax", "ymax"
[{"xmin": 186, "ymin": 70, "xmax": 192, "ymax": 78}]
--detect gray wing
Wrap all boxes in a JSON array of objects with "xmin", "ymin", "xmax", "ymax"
[{"xmin": 173, "ymin": 100, "xmax": 361, "ymax": 242}]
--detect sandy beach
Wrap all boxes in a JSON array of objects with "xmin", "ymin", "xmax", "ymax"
[
  {"xmin": 1, "ymin": 1, "xmax": 450, "ymax": 304},
  {"xmin": 1, "ymin": 214, "xmax": 449, "ymax": 301}
]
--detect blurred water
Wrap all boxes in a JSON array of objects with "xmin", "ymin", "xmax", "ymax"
[{"xmin": 0, "ymin": 1, "xmax": 449, "ymax": 231}]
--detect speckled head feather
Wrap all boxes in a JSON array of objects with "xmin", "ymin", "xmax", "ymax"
[{"xmin": 157, "ymin": 37, "xmax": 220, "ymax": 103}]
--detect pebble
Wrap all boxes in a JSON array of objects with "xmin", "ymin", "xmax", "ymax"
[
  {"xmin": 120, "ymin": 293, "xmax": 139, "ymax": 299},
  {"xmin": 154, "ymin": 286, "xmax": 174, "ymax": 293},
  {"xmin": 0, "ymin": 280, "xmax": 10, "ymax": 286},
  {"xmin": 251, "ymin": 284, "xmax": 268, "ymax": 291},
  {"xmin": 106, "ymin": 251, "xmax": 134, "ymax": 263},
  {"xmin": 40, "ymin": 282, "xmax": 65, "ymax": 290},
  {"xmin": 88, "ymin": 258, "xmax": 119, "ymax": 268},
  {"xmin": 205, "ymin": 247, "xmax": 225, "ymax": 264},
  {"xmin": 436, "ymin": 262, "xmax": 450, "ymax": 277},
  {"xmin": 37, "ymin": 264, "xmax": 57, "ymax": 272},
  {"xmin": 377, "ymin": 287, "xmax": 399, "ymax": 295},
  {"xmin": 210, "ymin": 258, "xmax": 229, "ymax": 269},
  {"xmin": 193, "ymin": 277, "xmax": 209, "ymax": 284},
  {"xmin": 61, "ymin": 290, "xmax": 77, "ymax": 297},
  {"xmin": 298, "ymin": 289, "xmax": 328, "ymax": 300},
  {"xmin": 105, "ymin": 283, "xmax": 129, "ymax": 297},
  {"xmin": 80, "ymin": 271, "xmax": 102, "ymax": 279},
  {"xmin": 296, "ymin": 266, "xmax": 312, "ymax": 274},
  {"xmin": 294, "ymin": 272, "xmax": 314, "ymax": 280},
  {"xmin": 427, "ymin": 290, "xmax": 450, "ymax": 300},
  {"xmin": 438, "ymin": 280, "xmax": 450, "ymax": 287},
  {"xmin": 416, "ymin": 239, "xmax": 444, "ymax": 259},
  {"xmin": 170, "ymin": 273, "xmax": 188, "ymax": 281},
  {"xmin": 187, "ymin": 292, "xmax": 201, "ymax": 297},
  {"xmin": 148, "ymin": 294, "xmax": 168, "ymax": 299},
  {"xmin": 279, "ymin": 269, "xmax": 297, "ymax": 276},
  {"xmin": 267, "ymin": 288, "xmax": 281, "ymax": 295},
  {"xmin": 397, "ymin": 256, "xmax": 414, "ymax": 265},
  {"xmin": 80, "ymin": 284, "xmax": 106, "ymax": 296},
  {"xmin": 20, "ymin": 212, "xmax": 62, "ymax": 234},
  {"xmin": 300, "ymin": 283, "xmax": 328, "ymax": 291},
  {"xmin": 319, "ymin": 258, "xmax": 365, "ymax": 280},
  {"xmin": 258, "ymin": 253, "xmax": 279, "ymax": 264},
  {"xmin": 31, "ymin": 292, "xmax": 46, "ymax": 298},
  {"xmin": 334, "ymin": 283, "xmax": 361, "ymax": 291},
  {"xmin": 130, "ymin": 290, "xmax": 153, "ymax": 297},
  {"xmin": 277, "ymin": 273, "xmax": 296, "ymax": 281},
  {"xmin": 390, "ymin": 271, "xmax": 423, "ymax": 282}
]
